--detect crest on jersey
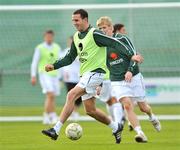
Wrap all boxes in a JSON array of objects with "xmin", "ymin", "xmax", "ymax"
[{"xmin": 110, "ymin": 52, "xmax": 118, "ymax": 60}]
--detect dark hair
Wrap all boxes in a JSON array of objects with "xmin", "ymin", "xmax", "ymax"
[
  {"xmin": 113, "ymin": 24, "xmax": 124, "ymax": 33},
  {"xmin": 73, "ymin": 9, "xmax": 88, "ymax": 19},
  {"xmin": 45, "ymin": 30, "xmax": 54, "ymax": 35}
]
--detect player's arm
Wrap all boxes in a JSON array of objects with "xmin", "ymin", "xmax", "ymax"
[
  {"xmin": 125, "ymin": 60, "xmax": 137, "ymax": 82},
  {"xmin": 30, "ymin": 48, "xmax": 40, "ymax": 85},
  {"xmin": 93, "ymin": 30, "xmax": 134, "ymax": 58},
  {"xmin": 117, "ymin": 35, "xmax": 141, "ymax": 81},
  {"xmin": 45, "ymin": 42, "xmax": 77, "ymax": 72},
  {"xmin": 116, "ymin": 34, "xmax": 143, "ymax": 63}
]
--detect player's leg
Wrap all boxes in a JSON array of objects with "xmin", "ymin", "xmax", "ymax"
[
  {"xmin": 66, "ymin": 82, "xmax": 82, "ymax": 119},
  {"xmin": 42, "ymin": 85, "xmax": 85, "ymax": 140},
  {"xmin": 72, "ymin": 96, "xmax": 82, "ymax": 118},
  {"xmin": 83, "ymin": 97, "xmax": 111, "ymax": 124},
  {"xmin": 48, "ymin": 76, "xmax": 61, "ymax": 124},
  {"xmin": 121, "ymin": 97, "xmax": 147, "ymax": 142},
  {"xmin": 106, "ymin": 97, "xmax": 125, "ymax": 125},
  {"xmin": 39, "ymin": 73, "xmax": 57, "ymax": 124},
  {"xmin": 137, "ymin": 101, "xmax": 161, "ymax": 132},
  {"xmin": 44, "ymin": 92, "xmax": 56, "ymax": 124},
  {"xmin": 83, "ymin": 97, "xmax": 123, "ymax": 144},
  {"xmin": 120, "ymin": 97, "xmax": 139, "ymax": 128},
  {"xmin": 133, "ymin": 73, "xmax": 161, "ymax": 132}
]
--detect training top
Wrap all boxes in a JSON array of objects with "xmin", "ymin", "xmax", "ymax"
[
  {"xmin": 106, "ymin": 33, "xmax": 139, "ymax": 81},
  {"xmin": 53, "ymin": 26, "xmax": 134, "ymax": 76}
]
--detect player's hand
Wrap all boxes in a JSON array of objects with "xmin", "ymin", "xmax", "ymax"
[
  {"xmin": 31, "ymin": 76, "xmax": 36, "ymax": 85},
  {"xmin": 45, "ymin": 64, "xmax": 54, "ymax": 72},
  {"xmin": 125, "ymin": 71, "xmax": 133, "ymax": 82},
  {"xmin": 131, "ymin": 54, "xmax": 144, "ymax": 63}
]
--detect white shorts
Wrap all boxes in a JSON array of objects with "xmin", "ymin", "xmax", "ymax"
[
  {"xmin": 98, "ymin": 80, "xmax": 111, "ymax": 102},
  {"xmin": 39, "ymin": 73, "xmax": 60, "ymax": 96},
  {"xmin": 111, "ymin": 73, "xmax": 146, "ymax": 102},
  {"xmin": 77, "ymin": 72, "xmax": 104, "ymax": 101}
]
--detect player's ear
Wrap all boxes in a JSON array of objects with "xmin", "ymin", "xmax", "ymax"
[{"xmin": 84, "ymin": 17, "xmax": 88, "ymax": 22}]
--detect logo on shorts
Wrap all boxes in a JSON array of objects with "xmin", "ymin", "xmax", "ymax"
[{"xmin": 110, "ymin": 52, "xmax": 118, "ymax": 60}]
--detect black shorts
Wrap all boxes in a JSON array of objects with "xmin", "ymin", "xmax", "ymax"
[{"xmin": 65, "ymin": 82, "xmax": 82, "ymax": 107}]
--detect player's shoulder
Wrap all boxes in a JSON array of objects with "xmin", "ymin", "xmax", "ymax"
[
  {"xmin": 36, "ymin": 42, "xmax": 44, "ymax": 49},
  {"xmin": 53, "ymin": 42, "xmax": 61, "ymax": 48},
  {"xmin": 93, "ymin": 28, "xmax": 104, "ymax": 35},
  {"xmin": 115, "ymin": 33, "xmax": 130, "ymax": 40}
]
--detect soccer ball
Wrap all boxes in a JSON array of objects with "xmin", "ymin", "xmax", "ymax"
[{"xmin": 65, "ymin": 123, "xmax": 83, "ymax": 140}]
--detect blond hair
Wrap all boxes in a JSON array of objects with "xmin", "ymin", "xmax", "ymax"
[{"xmin": 96, "ymin": 16, "xmax": 113, "ymax": 27}]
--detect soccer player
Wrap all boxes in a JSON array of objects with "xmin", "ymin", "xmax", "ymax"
[
  {"xmin": 97, "ymin": 16, "xmax": 161, "ymax": 143},
  {"xmin": 113, "ymin": 23, "xmax": 134, "ymax": 131},
  {"xmin": 31, "ymin": 30, "xmax": 61, "ymax": 124},
  {"xmin": 41, "ymin": 9, "xmax": 142, "ymax": 144},
  {"xmin": 113, "ymin": 23, "xmax": 127, "ymax": 34},
  {"xmin": 61, "ymin": 36, "xmax": 82, "ymax": 119}
]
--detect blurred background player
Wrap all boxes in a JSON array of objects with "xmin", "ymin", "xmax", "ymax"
[
  {"xmin": 61, "ymin": 36, "xmax": 82, "ymax": 119},
  {"xmin": 113, "ymin": 23, "xmax": 127, "ymax": 34},
  {"xmin": 97, "ymin": 16, "xmax": 161, "ymax": 143},
  {"xmin": 31, "ymin": 30, "xmax": 62, "ymax": 124}
]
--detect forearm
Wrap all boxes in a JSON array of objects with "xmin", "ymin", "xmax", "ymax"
[
  {"xmin": 53, "ymin": 42, "xmax": 77, "ymax": 70},
  {"xmin": 127, "ymin": 60, "xmax": 137, "ymax": 73},
  {"xmin": 93, "ymin": 31, "xmax": 134, "ymax": 58},
  {"xmin": 31, "ymin": 48, "xmax": 40, "ymax": 77},
  {"xmin": 53, "ymin": 56, "xmax": 75, "ymax": 69}
]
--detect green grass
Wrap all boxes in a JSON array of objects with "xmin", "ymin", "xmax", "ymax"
[
  {"xmin": 0, "ymin": 104, "xmax": 180, "ymax": 116},
  {"xmin": 0, "ymin": 121, "xmax": 180, "ymax": 150}
]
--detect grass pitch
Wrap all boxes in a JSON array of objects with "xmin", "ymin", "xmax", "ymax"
[{"xmin": 0, "ymin": 120, "xmax": 180, "ymax": 150}]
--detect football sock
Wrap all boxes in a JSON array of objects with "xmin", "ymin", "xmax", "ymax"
[
  {"xmin": 134, "ymin": 126, "xmax": 142, "ymax": 134},
  {"xmin": 108, "ymin": 121, "xmax": 118, "ymax": 133},
  {"xmin": 53, "ymin": 121, "xmax": 63, "ymax": 134},
  {"xmin": 107, "ymin": 103, "xmax": 125, "ymax": 123}
]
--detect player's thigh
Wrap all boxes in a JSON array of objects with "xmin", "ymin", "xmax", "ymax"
[
  {"xmin": 67, "ymin": 85, "xmax": 86, "ymax": 102},
  {"xmin": 83, "ymin": 97, "xmax": 96, "ymax": 113},
  {"xmin": 120, "ymin": 97, "xmax": 134, "ymax": 110}
]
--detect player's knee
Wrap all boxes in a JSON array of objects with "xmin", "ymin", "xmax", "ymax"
[
  {"xmin": 123, "ymin": 101, "xmax": 132, "ymax": 111},
  {"xmin": 139, "ymin": 105, "xmax": 150, "ymax": 113},
  {"xmin": 67, "ymin": 91, "xmax": 76, "ymax": 102},
  {"xmin": 47, "ymin": 92, "xmax": 55, "ymax": 100}
]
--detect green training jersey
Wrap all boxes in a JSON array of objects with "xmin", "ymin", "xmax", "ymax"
[{"xmin": 107, "ymin": 33, "xmax": 139, "ymax": 81}]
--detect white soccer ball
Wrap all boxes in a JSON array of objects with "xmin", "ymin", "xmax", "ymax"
[{"xmin": 65, "ymin": 123, "xmax": 83, "ymax": 140}]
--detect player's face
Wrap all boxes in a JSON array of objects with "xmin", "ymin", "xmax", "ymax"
[
  {"xmin": 98, "ymin": 24, "xmax": 113, "ymax": 36},
  {"xmin": 44, "ymin": 33, "xmax": 54, "ymax": 45},
  {"xmin": 119, "ymin": 27, "xmax": 127, "ymax": 34},
  {"xmin": 72, "ymin": 14, "xmax": 87, "ymax": 32}
]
